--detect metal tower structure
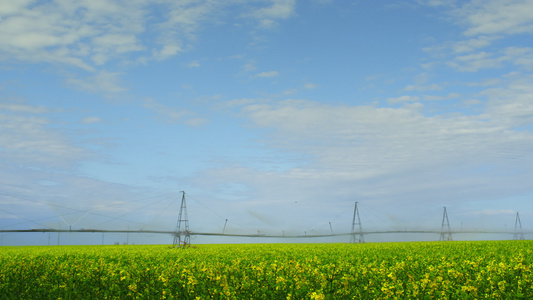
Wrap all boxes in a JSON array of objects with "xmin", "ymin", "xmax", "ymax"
[
  {"xmin": 514, "ymin": 212, "xmax": 524, "ymax": 240},
  {"xmin": 172, "ymin": 191, "xmax": 190, "ymax": 248},
  {"xmin": 350, "ymin": 201, "xmax": 364, "ymax": 243},
  {"xmin": 439, "ymin": 206, "xmax": 452, "ymax": 241}
]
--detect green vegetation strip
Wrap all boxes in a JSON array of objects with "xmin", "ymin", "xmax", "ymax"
[{"xmin": 0, "ymin": 241, "xmax": 532, "ymax": 299}]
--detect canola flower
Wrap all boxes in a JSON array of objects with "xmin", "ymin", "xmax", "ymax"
[{"xmin": 0, "ymin": 240, "xmax": 531, "ymax": 299}]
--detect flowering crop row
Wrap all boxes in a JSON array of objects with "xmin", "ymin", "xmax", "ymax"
[{"xmin": 0, "ymin": 240, "xmax": 531, "ymax": 299}]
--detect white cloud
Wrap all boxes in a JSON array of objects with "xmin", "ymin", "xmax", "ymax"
[
  {"xmin": 81, "ymin": 117, "xmax": 102, "ymax": 124},
  {"xmin": 505, "ymin": 47, "xmax": 533, "ymax": 69},
  {"xmin": 235, "ymin": 97, "xmax": 533, "ymax": 208},
  {"xmin": 173, "ymin": 93, "xmax": 526, "ymax": 233},
  {"xmin": 452, "ymin": 36, "xmax": 499, "ymax": 53},
  {"xmin": 482, "ymin": 74, "xmax": 533, "ymax": 129},
  {"xmin": 143, "ymin": 98, "xmax": 186, "ymax": 121},
  {"xmin": 468, "ymin": 77, "xmax": 502, "ymax": 87},
  {"xmin": 247, "ymin": 0, "xmax": 296, "ymax": 28},
  {"xmin": 405, "ymin": 83, "xmax": 442, "ymax": 91},
  {"xmin": 187, "ymin": 60, "xmax": 200, "ymax": 68},
  {"xmin": 142, "ymin": 98, "xmax": 207, "ymax": 126},
  {"xmin": 91, "ymin": 34, "xmax": 144, "ymax": 65},
  {"xmin": 0, "ymin": 0, "xmax": 145, "ymax": 69},
  {"xmin": 241, "ymin": 60, "xmax": 257, "ymax": 72},
  {"xmin": 404, "ymin": 72, "xmax": 443, "ymax": 91},
  {"xmin": 421, "ymin": 1, "xmax": 533, "ymax": 74},
  {"xmin": 304, "ymin": 83, "xmax": 318, "ymax": 89},
  {"xmin": 66, "ymin": 71, "xmax": 126, "ymax": 94},
  {"xmin": 448, "ymin": 47, "xmax": 533, "ymax": 72},
  {"xmin": 448, "ymin": 51, "xmax": 503, "ymax": 72},
  {"xmin": 255, "ymin": 70, "xmax": 279, "ymax": 78},
  {"xmin": 0, "ymin": 0, "xmax": 32, "ymax": 15},
  {"xmin": 151, "ymin": 1, "xmax": 221, "ymax": 60},
  {"xmin": 0, "ymin": 0, "xmax": 229, "ymax": 70},
  {"xmin": 387, "ymin": 95, "xmax": 420, "ymax": 104},
  {"xmin": 458, "ymin": 0, "xmax": 533, "ymax": 37},
  {"xmin": 0, "ymin": 0, "xmax": 303, "ymax": 97},
  {"xmin": 423, "ymin": 93, "xmax": 461, "ymax": 101},
  {"xmin": 0, "ymin": 0, "xmax": 303, "ymax": 99},
  {"xmin": 224, "ymin": 98, "xmax": 258, "ymax": 107},
  {"xmin": 282, "ymin": 89, "xmax": 298, "ymax": 95},
  {"xmin": 152, "ymin": 44, "xmax": 183, "ymax": 61},
  {"xmin": 0, "ymin": 101, "xmax": 89, "ymax": 169},
  {"xmin": 0, "ymin": 102, "xmax": 48, "ymax": 114},
  {"xmin": 423, "ymin": 0, "xmax": 453, "ymax": 6}
]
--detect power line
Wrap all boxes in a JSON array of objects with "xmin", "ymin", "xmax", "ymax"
[
  {"xmin": 1, "ymin": 228, "xmax": 529, "ymax": 237},
  {"xmin": 1, "ymin": 191, "xmax": 529, "ymax": 244}
]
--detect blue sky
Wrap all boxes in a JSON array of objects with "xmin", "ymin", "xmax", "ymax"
[{"xmin": 1, "ymin": 0, "xmax": 533, "ymax": 245}]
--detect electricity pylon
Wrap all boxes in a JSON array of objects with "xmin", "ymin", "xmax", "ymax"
[
  {"xmin": 514, "ymin": 212, "xmax": 524, "ymax": 240},
  {"xmin": 439, "ymin": 206, "xmax": 452, "ymax": 241},
  {"xmin": 350, "ymin": 201, "xmax": 364, "ymax": 243},
  {"xmin": 173, "ymin": 191, "xmax": 190, "ymax": 248}
]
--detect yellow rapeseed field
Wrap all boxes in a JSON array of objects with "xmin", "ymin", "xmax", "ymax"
[{"xmin": 0, "ymin": 240, "xmax": 531, "ymax": 299}]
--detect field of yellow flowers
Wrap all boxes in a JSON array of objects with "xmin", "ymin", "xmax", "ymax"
[{"xmin": 0, "ymin": 240, "xmax": 531, "ymax": 299}]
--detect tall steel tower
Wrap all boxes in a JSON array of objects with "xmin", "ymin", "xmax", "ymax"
[
  {"xmin": 350, "ymin": 201, "xmax": 364, "ymax": 243},
  {"xmin": 514, "ymin": 212, "xmax": 524, "ymax": 240},
  {"xmin": 439, "ymin": 206, "xmax": 452, "ymax": 241},
  {"xmin": 173, "ymin": 191, "xmax": 190, "ymax": 248}
]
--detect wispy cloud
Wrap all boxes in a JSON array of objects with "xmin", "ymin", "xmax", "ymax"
[
  {"xmin": 81, "ymin": 117, "xmax": 102, "ymax": 124},
  {"xmin": 66, "ymin": 71, "xmax": 127, "ymax": 94},
  {"xmin": 448, "ymin": 47, "xmax": 533, "ymax": 72},
  {"xmin": 423, "ymin": 93, "xmax": 461, "ymax": 101},
  {"xmin": 0, "ymin": 0, "xmax": 301, "ymax": 98},
  {"xmin": 0, "ymin": 0, "xmax": 145, "ymax": 70},
  {"xmin": 232, "ymin": 96, "xmax": 533, "ymax": 210},
  {"xmin": 187, "ymin": 60, "xmax": 200, "ymax": 68},
  {"xmin": 387, "ymin": 95, "xmax": 420, "ymax": 104},
  {"xmin": 452, "ymin": 36, "xmax": 499, "ymax": 53},
  {"xmin": 457, "ymin": 0, "xmax": 533, "ymax": 37},
  {"xmin": 0, "ymin": 101, "xmax": 89, "ymax": 169},
  {"xmin": 151, "ymin": 1, "xmax": 221, "ymax": 61},
  {"xmin": 420, "ymin": 0, "xmax": 533, "ymax": 76},
  {"xmin": 0, "ymin": 1, "xmax": 231, "ymax": 70},
  {"xmin": 142, "ymin": 98, "xmax": 207, "ymax": 126},
  {"xmin": 254, "ymin": 71, "xmax": 279, "ymax": 78},
  {"xmin": 0, "ymin": 102, "xmax": 48, "ymax": 114},
  {"xmin": 404, "ymin": 83, "xmax": 442, "ymax": 92},
  {"xmin": 248, "ymin": 0, "xmax": 296, "ymax": 28},
  {"xmin": 404, "ymin": 73, "xmax": 442, "ymax": 91},
  {"xmin": 241, "ymin": 60, "xmax": 257, "ymax": 72},
  {"xmin": 482, "ymin": 73, "xmax": 533, "ymax": 129}
]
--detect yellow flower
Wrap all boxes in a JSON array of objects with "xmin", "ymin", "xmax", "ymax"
[
  {"xmin": 310, "ymin": 291, "xmax": 325, "ymax": 300},
  {"xmin": 498, "ymin": 280, "xmax": 507, "ymax": 293}
]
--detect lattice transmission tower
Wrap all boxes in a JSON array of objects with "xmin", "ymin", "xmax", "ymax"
[
  {"xmin": 439, "ymin": 206, "xmax": 452, "ymax": 241},
  {"xmin": 514, "ymin": 212, "xmax": 524, "ymax": 240},
  {"xmin": 350, "ymin": 201, "xmax": 364, "ymax": 243},
  {"xmin": 173, "ymin": 191, "xmax": 191, "ymax": 248}
]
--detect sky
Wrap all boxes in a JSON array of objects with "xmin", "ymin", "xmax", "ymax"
[{"xmin": 1, "ymin": 0, "xmax": 533, "ymax": 245}]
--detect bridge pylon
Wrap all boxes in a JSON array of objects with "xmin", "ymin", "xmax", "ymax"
[
  {"xmin": 350, "ymin": 201, "xmax": 364, "ymax": 243},
  {"xmin": 173, "ymin": 191, "xmax": 191, "ymax": 248},
  {"xmin": 514, "ymin": 212, "xmax": 524, "ymax": 240},
  {"xmin": 439, "ymin": 206, "xmax": 452, "ymax": 241}
]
